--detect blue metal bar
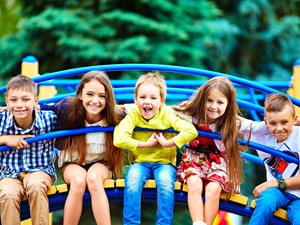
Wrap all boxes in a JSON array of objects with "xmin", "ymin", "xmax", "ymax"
[
  {"xmin": 1, "ymin": 127, "xmax": 297, "ymax": 166},
  {"xmin": 0, "ymin": 64, "xmax": 298, "ymax": 106},
  {"xmin": 37, "ymin": 79, "xmax": 290, "ymax": 89}
]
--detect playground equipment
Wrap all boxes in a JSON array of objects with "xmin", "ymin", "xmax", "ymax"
[{"xmin": 1, "ymin": 56, "xmax": 300, "ymax": 225}]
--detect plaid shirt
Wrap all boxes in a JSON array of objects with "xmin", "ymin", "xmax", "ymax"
[{"xmin": 0, "ymin": 109, "xmax": 57, "ymax": 181}]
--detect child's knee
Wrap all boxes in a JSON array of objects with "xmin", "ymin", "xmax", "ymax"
[
  {"xmin": 187, "ymin": 176, "xmax": 203, "ymax": 193},
  {"xmin": 205, "ymin": 182, "xmax": 222, "ymax": 200},
  {"xmin": 25, "ymin": 180, "xmax": 49, "ymax": 195},
  {"xmin": 0, "ymin": 188, "xmax": 23, "ymax": 201}
]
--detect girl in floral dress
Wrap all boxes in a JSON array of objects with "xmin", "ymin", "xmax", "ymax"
[{"xmin": 173, "ymin": 76, "xmax": 243, "ymax": 225}]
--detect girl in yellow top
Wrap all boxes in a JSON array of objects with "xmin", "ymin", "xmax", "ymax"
[{"xmin": 113, "ymin": 72, "xmax": 198, "ymax": 225}]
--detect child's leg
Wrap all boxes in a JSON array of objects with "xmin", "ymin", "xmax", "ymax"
[
  {"xmin": 23, "ymin": 171, "xmax": 53, "ymax": 225},
  {"xmin": 0, "ymin": 177, "xmax": 24, "ymax": 225},
  {"xmin": 62, "ymin": 164, "xmax": 87, "ymax": 225},
  {"xmin": 123, "ymin": 163, "xmax": 150, "ymax": 225},
  {"xmin": 86, "ymin": 163, "xmax": 112, "ymax": 225},
  {"xmin": 249, "ymin": 187, "xmax": 288, "ymax": 225},
  {"xmin": 287, "ymin": 196, "xmax": 300, "ymax": 225},
  {"xmin": 187, "ymin": 175, "xmax": 204, "ymax": 222},
  {"xmin": 279, "ymin": 192, "xmax": 300, "ymax": 225},
  {"xmin": 153, "ymin": 163, "xmax": 177, "ymax": 225},
  {"xmin": 203, "ymin": 181, "xmax": 222, "ymax": 225}
]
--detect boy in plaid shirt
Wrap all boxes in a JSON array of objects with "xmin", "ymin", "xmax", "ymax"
[{"xmin": 0, "ymin": 75, "xmax": 57, "ymax": 225}]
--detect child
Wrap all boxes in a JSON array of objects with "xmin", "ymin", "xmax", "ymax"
[
  {"xmin": 173, "ymin": 76, "xmax": 243, "ymax": 225},
  {"xmin": 43, "ymin": 71, "xmax": 125, "ymax": 225},
  {"xmin": 113, "ymin": 72, "xmax": 198, "ymax": 225},
  {"xmin": 240, "ymin": 93, "xmax": 300, "ymax": 225},
  {"xmin": 0, "ymin": 75, "xmax": 57, "ymax": 225}
]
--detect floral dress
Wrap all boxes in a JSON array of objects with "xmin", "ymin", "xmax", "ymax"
[{"xmin": 177, "ymin": 124, "xmax": 230, "ymax": 192}]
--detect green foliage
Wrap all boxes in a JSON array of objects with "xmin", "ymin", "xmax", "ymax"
[
  {"xmin": 0, "ymin": 0, "xmax": 239, "ymax": 78},
  {"xmin": 1, "ymin": 0, "xmax": 299, "ymax": 80},
  {"xmin": 0, "ymin": 0, "xmax": 20, "ymax": 38}
]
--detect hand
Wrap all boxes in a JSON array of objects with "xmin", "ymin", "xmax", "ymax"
[
  {"xmin": 253, "ymin": 180, "xmax": 277, "ymax": 198},
  {"xmin": 154, "ymin": 132, "xmax": 175, "ymax": 148},
  {"xmin": 146, "ymin": 133, "xmax": 159, "ymax": 147},
  {"xmin": 294, "ymin": 118, "xmax": 300, "ymax": 126},
  {"xmin": 154, "ymin": 132, "xmax": 167, "ymax": 146},
  {"xmin": 35, "ymin": 104, "xmax": 41, "ymax": 110},
  {"xmin": 2, "ymin": 135, "xmax": 35, "ymax": 150},
  {"xmin": 0, "ymin": 106, "xmax": 8, "ymax": 112}
]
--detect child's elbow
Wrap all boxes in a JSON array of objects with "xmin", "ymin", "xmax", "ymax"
[
  {"xmin": 191, "ymin": 127, "xmax": 198, "ymax": 138},
  {"xmin": 113, "ymin": 137, "xmax": 121, "ymax": 148}
]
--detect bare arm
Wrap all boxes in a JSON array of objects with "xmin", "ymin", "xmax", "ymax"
[{"xmin": 253, "ymin": 167, "xmax": 300, "ymax": 198}]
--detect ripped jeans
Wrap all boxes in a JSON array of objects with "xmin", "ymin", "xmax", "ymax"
[{"xmin": 123, "ymin": 162, "xmax": 177, "ymax": 225}]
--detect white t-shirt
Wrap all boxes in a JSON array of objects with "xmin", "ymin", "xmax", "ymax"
[
  {"xmin": 57, "ymin": 120, "xmax": 106, "ymax": 167},
  {"xmin": 240, "ymin": 119, "xmax": 300, "ymax": 198}
]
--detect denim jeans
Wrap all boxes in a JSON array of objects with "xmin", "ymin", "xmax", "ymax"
[
  {"xmin": 123, "ymin": 162, "xmax": 177, "ymax": 225},
  {"xmin": 249, "ymin": 187, "xmax": 300, "ymax": 225}
]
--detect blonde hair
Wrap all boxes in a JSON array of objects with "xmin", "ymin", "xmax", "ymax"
[
  {"xmin": 6, "ymin": 75, "xmax": 37, "ymax": 96},
  {"xmin": 134, "ymin": 72, "xmax": 167, "ymax": 103}
]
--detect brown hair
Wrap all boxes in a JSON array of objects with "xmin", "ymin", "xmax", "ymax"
[
  {"xmin": 56, "ymin": 71, "xmax": 125, "ymax": 178},
  {"xmin": 174, "ymin": 76, "xmax": 243, "ymax": 196},
  {"xmin": 264, "ymin": 93, "xmax": 295, "ymax": 117},
  {"xmin": 134, "ymin": 72, "xmax": 167, "ymax": 103},
  {"xmin": 6, "ymin": 74, "xmax": 37, "ymax": 96}
]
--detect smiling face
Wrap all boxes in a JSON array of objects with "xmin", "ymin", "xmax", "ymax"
[
  {"xmin": 205, "ymin": 88, "xmax": 228, "ymax": 124},
  {"xmin": 264, "ymin": 104, "xmax": 296, "ymax": 143},
  {"xmin": 6, "ymin": 88, "xmax": 38, "ymax": 128},
  {"xmin": 79, "ymin": 79, "xmax": 106, "ymax": 123},
  {"xmin": 135, "ymin": 83, "xmax": 163, "ymax": 120}
]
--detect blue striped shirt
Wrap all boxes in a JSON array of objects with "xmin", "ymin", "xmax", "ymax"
[{"xmin": 0, "ymin": 109, "xmax": 57, "ymax": 181}]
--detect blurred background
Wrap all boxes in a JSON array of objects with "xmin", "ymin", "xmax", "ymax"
[{"xmin": 1, "ymin": 0, "xmax": 300, "ymax": 224}]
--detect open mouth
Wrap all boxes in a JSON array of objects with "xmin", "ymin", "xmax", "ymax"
[{"xmin": 143, "ymin": 107, "xmax": 152, "ymax": 114}]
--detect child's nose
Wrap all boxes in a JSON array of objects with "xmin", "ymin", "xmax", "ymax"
[
  {"xmin": 92, "ymin": 96, "xmax": 99, "ymax": 102},
  {"xmin": 16, "ymin": 100, "xmax": 23, "ymax": 106}
]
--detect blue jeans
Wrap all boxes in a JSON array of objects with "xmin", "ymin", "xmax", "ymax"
[
  {"xmin": 249, "ymin": 187, "xmax": 300, "ymax": 225},
  {"xmin": 123, "ymin": 162, "xmax": 177, "ymax": 225}
]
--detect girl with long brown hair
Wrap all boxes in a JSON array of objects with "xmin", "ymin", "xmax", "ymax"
[
  {"xmin": 45, "ymin": 71, "xmax": 124, "ymax": 225},
  {"xmin": 173, "ymin": 76, "xmax": 243, "ymax": 225}
]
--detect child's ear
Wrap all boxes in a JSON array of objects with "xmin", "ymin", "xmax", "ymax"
[
  {"xmin": 264, "ymin": 117, "xmax": 268, "ymax": 125},
  {"xmin": 34, "ymin": 97, "xmax": 39, "ymax": 108}
]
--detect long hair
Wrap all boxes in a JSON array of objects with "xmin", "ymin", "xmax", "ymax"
[
  {"xmin": 56, "ymin": 71, "xmax": 125, "ymax": 178},
  {"xmin": 174, "ymin": 76, "xmax": 243, "ymax": 196}
]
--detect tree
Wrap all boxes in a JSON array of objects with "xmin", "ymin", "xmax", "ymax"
[
  {"xmin": 214, "ymin": 0, "xmax": 300, "ymax": 80},
  {"xmin": 0, "ymin": 0, "xmax": 239, "ymax": 79}
]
